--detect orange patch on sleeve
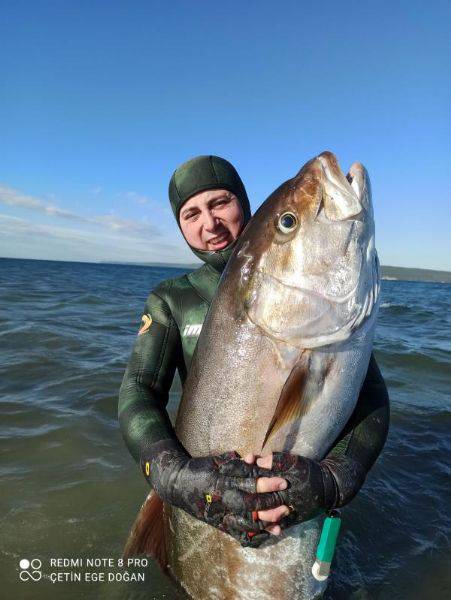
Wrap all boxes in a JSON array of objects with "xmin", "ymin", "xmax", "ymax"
[{"xmin": 138, "ymin": 314, "xmax": 153, "ymax": 335}]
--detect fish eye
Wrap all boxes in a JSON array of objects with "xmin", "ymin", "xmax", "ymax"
[{"xmin": 277, "ymin": 212, "xmax": 298, "ymax": 234}]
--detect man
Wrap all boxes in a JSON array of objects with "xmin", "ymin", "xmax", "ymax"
[{"xmin": 118, "ymin": 155, "xmax": 389, "ymax": 547}]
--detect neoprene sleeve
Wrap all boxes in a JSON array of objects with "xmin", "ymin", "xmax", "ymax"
[{"xmin": 118, "ymin": 290, "xmax": 183, "ymax": 462}]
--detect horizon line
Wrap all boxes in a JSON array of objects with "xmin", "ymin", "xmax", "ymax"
[{"xmin": 1, "ymin": 255, "xmax": 450, "ymax": 275}]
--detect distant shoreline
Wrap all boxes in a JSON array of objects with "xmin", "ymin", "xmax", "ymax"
[
  {"xmin": 1, "ymin": 256, "xmax": 450, "ymax": 284},
  {"xmin": 379, "ymin": 265, "xmax": 451, "ymax": 284}
]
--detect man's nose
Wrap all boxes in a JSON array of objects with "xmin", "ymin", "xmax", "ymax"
[{"xmin": 203, "ymin": 210, "xmax": 218, "ymax": 231}]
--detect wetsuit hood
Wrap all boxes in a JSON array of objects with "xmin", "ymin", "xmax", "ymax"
[{"xmin": 169, "ymin": 155, "xmax": 251, "ymax": 272}]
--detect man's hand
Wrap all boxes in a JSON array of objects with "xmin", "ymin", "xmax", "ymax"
[
  {"xmin": 243, "ymin": 453, "xmax": 289, "ymax": 536},
  {"xmin": 254, "ymin": 452, "xmax": 335, "ymax": 527},
  {"xmin": 141, "ymin": 440, "xmax": 289, "ymax": 546},
  {"xmin": 254, "ymin": 451, "xmax": 366, "ymax": 530}
]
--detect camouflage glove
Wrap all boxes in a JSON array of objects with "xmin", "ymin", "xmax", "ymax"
[
  {"xmin": 219, "ymin": 513, "xmax": 270, "ymax": 548},
  {"xmin": 141, "ymin": 440, "xmax": 282, "ymax": 547},
  {"xmin": 266, "ymin": 453, "xmax": 366, "ymax": 528}
]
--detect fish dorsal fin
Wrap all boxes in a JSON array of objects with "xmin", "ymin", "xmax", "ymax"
[{"xmin": 262, "ymin": 350, "xmax": 313, "ymax": 448}]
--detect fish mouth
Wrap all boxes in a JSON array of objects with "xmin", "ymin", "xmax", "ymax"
[{"xmin": 317, "ymin": 152, "xmax": 371, "ymax": 221}]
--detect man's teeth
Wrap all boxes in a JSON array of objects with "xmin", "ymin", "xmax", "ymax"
[{"xmin": 210, "ymin": 234, "xmax": 227, "ymax": 243}]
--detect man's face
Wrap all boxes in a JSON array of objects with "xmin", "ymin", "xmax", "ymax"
[{"xmin": 179, "ymin": 189, "xmax": 244, "ymax": 251}]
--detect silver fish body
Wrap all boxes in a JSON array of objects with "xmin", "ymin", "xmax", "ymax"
[{"xmin": 166, "ymin": 152, "xmax": 380, "ymax": 599}]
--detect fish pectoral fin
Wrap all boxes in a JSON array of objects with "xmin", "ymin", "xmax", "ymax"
[
  {"xmin": 123, "ymin": 491, "xmax": 167, "ymax": 572},
  {"xmin": 262, "ymin": 351, "xmax": 313, "ymax": 448}
]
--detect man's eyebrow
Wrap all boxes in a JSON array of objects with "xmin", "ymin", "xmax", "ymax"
[
  {"xmin": 181, "ymin": 206, "xmax": 200, "ymax": 217},
  {"xmin": 208, "ymin": 193, "xmax": 232, "ymax": 205}
]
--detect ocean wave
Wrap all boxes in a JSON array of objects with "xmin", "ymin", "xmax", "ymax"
[
  {"xmin": 378, "ymin": 301, "xmax": 438, "ymax": 320},
  {"xmin": 380, "ymin": 301, "xmax": 404, "ymax": 308}
]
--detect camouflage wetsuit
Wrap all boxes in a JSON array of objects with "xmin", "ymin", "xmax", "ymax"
[{"xmin": 118, "ymin": 155, "xmax": 390, "ymax": 543}]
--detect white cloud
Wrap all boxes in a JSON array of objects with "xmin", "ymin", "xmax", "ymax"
[
  {"xmin": 91, "ymin": 214, "xmax": 158, "ymax": 236},
  {"xmin": 0, "ymin": 183, "xmax": 199, "ymax": 264},
  {"xmin": 0, "ymin": 184, "xmax": 159, "ymax": 238},
  {"xmin": 0, "ymin": 184, "xmax": 88, "ymax": 221},
  {"xmin": 0, "ymin": 213, "xmax": 194, "ymax": 264},
  {"xmin": 122, "ymin": 191, "xmax": 153, "ymax": 206}
]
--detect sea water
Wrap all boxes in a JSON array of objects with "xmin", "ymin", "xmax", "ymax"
[{"xmin": 0, "ymin": 258, "xmax": 449, "ymax": 599}]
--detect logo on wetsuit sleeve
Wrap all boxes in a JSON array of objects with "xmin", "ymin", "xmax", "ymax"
[
  {"xmin": 138, "ymin": 314, "xmax": 152, "ymax": 335},
  {"xmin": 183, "ymin": 324, "xmax": 202, "ymax": 337}
]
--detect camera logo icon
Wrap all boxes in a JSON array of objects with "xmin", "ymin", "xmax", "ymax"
[{"xmin": 19, "ymin": 558, "xmax": 42, "ymax": 582}]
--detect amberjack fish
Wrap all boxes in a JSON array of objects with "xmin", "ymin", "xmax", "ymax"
[{"xmin": 125, "ymin": 151, "xmax": 380, "ymax": 599}]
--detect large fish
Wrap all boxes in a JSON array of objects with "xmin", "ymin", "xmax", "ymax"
[{"xmin": 125, "ymin": 151, "xmax": 380, "ymax": 599}]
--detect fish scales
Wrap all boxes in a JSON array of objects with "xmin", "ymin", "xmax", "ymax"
[{"xmin": 129, "ymin": 151, "xmax": 380, "ymax": 599}]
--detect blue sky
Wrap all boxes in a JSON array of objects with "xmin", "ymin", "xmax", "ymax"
[{"xmin": 1, "ymin": 1, "xmax": 450, "ymax": 269}]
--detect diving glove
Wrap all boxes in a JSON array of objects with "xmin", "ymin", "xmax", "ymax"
[
  {"xmin": 266, "ymin": 453, "xmax": 366, "ymax": 528},
  {"xmin": 141, "ymin": 439, "xmax": 283, "ymax": 546}
]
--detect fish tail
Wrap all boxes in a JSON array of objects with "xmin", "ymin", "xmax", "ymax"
[{"xmin": 123, "ymin": 491, "xmax": 167, "ymax": 572}]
